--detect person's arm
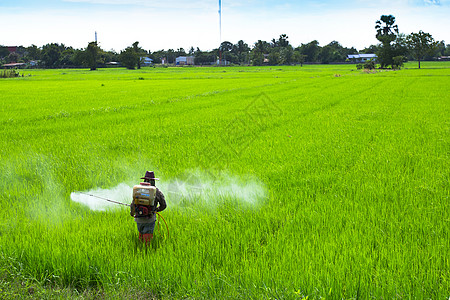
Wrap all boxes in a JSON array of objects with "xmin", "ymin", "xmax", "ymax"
[
  {"xmin": 155, "ymin": 189, "xmax": 167, "ymax": 212},
  {"xmin": 130, "ymin": 202, "xmax": 135, "ymax": 217}
]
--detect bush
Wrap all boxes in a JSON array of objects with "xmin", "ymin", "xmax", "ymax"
[
  {"xmin": 364, "ymin": 59, "xmax": 376, "ymax": 70},
  {"xmin": 356, "ymin": 60, "xmax": 376, "ymax": 70},
  {"xmin": 392, "ymin": 56, "xmax": 405, "ymax": 69},
  {"xmin": 0, "ymin": 69, "xmax": 20, "ymax": 78}
]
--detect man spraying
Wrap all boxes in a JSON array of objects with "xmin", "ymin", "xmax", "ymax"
[{"xmin": 130, "ymin": 171, "xmax": 166, "ymax": 244}]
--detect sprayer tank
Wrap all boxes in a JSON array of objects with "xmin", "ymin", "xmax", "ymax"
[{"xmin": 133, "ymin": 184, "xmax": 156, "ymax": 206}]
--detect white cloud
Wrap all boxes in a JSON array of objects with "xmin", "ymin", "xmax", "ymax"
[
  {"xmin": 63, "ymin": 0, "xmax": 216, "ymax": 10},
  {"xmin": 423, "ymin": 0, "xmax": 441, "ymax": 5}
]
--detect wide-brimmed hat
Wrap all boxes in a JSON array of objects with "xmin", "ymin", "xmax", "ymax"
[{"xmin": 140, "ymin": 171, "xmax": 159, "ymax": 181}]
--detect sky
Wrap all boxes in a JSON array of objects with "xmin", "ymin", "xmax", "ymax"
[{"xmin": 1, "ymin": 0, "xmax": 449, "ymax": 52}]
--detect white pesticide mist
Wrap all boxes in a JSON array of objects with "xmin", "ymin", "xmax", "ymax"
[
  {"xmin": 160, "ymin": 170, "xmax": 267, "ymax": 208},
  {"xmin": 70, "ymin": 183, "xmax": 132, "ymax": 211},
  {"xmin": 71, "ymin": 171, "xmax": 267, "ymax": 211},
  {"xmin": 161, "ymin": 179, "xmax": 266, "ymax": 206}
]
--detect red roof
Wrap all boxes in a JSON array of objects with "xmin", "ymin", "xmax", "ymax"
[{"xmin": 7, "ymin": 46, "xmax": 17, "ymax": 53}]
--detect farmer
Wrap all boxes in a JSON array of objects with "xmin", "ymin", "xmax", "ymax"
[{"xmin": 130, "ymin": 171, "xmax": 166, "ymax": 244}]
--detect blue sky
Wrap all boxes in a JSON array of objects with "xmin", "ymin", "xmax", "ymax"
[{"xmin": 1, "ymin": 0, "xmax": 449, "ymax": 51}]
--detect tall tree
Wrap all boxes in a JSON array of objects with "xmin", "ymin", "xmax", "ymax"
[
  {"xmin": 194, "ymin": 48, "xmax": 215, "ymax": 65},
  {"xmin": 0, "ymin": 46, "xmax": 9, "ymax": 59},
  {"xmin": 166, "ymin": 49, "xmax": 176, "ymax": 64},
  {"xmin": 444, "ymin": 44, "xmax": 450, "ymax": 56},
  {"xmin": 233, "ymin": 40, "xmax": 250, "ymax": 64},
  {"xmin": 375, "ymin": 15, "xmax": 398, "ymax": 37},
  {"xmin": 119, "ymin": 42, "xmax": 146, "ymax": 69},
  {"xmin": 375, "ymin": 15, "xmax": 401, "ymax": 68},
  {"xmin": 292, "ymin": 50, "xmax": 306, "ymax": 66},
  {"xmin": 219, "ymin": 41, "xmax": 237, "ymax": 63},
  {"xmin": 119, "ymin": 47, "xmax": 138, "ymax": 69},
  {"xmin": 219, "ymin": 41, "xmax": 232, "ymax": 62},
  {"xmin": 41, "ymin": 43, "xmax": 65, "ymax": 68},
  {"xmin": 318, "ymin": 41, "xmax": 346, "ymax": 63},
  {"xmin": 271, "ymin": 34, "xmax": 289, "ymax": 48},
  {"xmin": 176, "ymin": 48, "xmax": 186, "ymax": 57},
  {"xmin": 59, "ymin": 47, "xmax": 77, "ymax": 67},
  {"xmin": 407, "ymin": 31, "xmax": 438, "ymax": 69},
  {"xmin": 85, "ymin": 41, "xmax": 100, "ymax": 70},
  {"xmin": 299, "ymin": 40, "xmax": 320, "ymax": 62},
  {"xmin": 360, "ymin": 45, "xmax": 379, "ymax": 54},
  {"xmin": 251, "ymin": 40, "xmax": 270, "ymax": 66},
  {"xmin": 268, "ymin": 34, "xmax": 294, "ymax": 65},
  {"xmin": 132, "ymin": 41, "xmax": 146, "ymax": 69},
  {"xmin": 7, "ymin": 52, "xmax": 20, "ymax": 63},
  {"xmin": 25, "ymin": 44, "xmax": 41, "ymax": 61}
]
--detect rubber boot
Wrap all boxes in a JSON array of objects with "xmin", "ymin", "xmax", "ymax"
[{"xmin": 142, "ymin": 233, "xmax": 153, "ymax": 245}]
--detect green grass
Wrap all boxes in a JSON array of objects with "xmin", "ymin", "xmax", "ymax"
[{"xmin": 0, "ymin": 63, "xmax": 449, "ymax": 299}]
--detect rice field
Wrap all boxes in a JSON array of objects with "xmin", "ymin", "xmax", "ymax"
[{"xmin": 0, "ymin": 62, "xmax": 449, "ymax": 299}]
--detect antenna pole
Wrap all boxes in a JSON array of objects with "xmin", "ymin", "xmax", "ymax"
[
  {"xmin": 218, "ymin": 0, "xmax": 222, "ymax": 65},
  {"xmin": 219, "ymin": 0, "xmax": 222, "ymax": 44}
]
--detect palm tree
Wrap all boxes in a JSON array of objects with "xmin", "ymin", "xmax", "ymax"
[
  {"xmin": 375, "ymin": 15, "xmax": 398, "ymax": 40},
  {"xmin": 375, "ymin": 15, "xmax": 401, "ymax": 68}
]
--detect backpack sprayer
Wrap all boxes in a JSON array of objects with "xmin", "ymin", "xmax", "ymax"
[
  {"xmin": 132, "ymin": 182, "xmax": 156, "ymax": 217},
  {"xmin": 79, "ymin": 186, "xmax": 169, "ymax": 238}
]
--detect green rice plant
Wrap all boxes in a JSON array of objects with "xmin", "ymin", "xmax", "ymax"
[
  {"xmin": 0, "ymin": 68, "xmax": 20, "ymax": 78},
  {"xmin": 0, "ymin": 64, "xmax": 449, "ymax": 298}
]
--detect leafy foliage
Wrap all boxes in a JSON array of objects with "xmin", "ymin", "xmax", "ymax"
[
  {"xmin": 2, "ymin": 27, "xmax": 449, "ymax": 69},
  {"xmin": 0, "ymin": 69, "xmax": 20, "ymax": 78},
  {"xmin": 392, "ymin": 55, "xmax": 405, "ymax": 69},
  {"xmin": 407, "ymin": 31, "xmax": 438, "ymax": 68},
  {"xmin": 119, "ymin": 46, "xmax": 138, "ymax": 69},
  {"xmin": 375, "ymin": 15, "xmax": 398, "ymax": 38},
  {"xmin": 375, "ymin": 15, "xmax": 407, "ymax": 68},
  {"xmin": 85, "ymin": 42, "xmax": 100, "ymax": 71},
  {"xmin": 356, "ymin": 59, "xmax": 376, "ymax": 70}
]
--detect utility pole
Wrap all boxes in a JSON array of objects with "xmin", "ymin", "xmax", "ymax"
[{"xmin": 218, "ymin": 0, "xmax": 222, "ymax": 65}]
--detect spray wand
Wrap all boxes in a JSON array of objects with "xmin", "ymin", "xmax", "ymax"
[
  {"xmin": 78, "ymin": 192, "xmax": 169, "ymax": 238},
  {"xmin": 79, "ymin": 192, "xmax": 131, "ymax": 207}
]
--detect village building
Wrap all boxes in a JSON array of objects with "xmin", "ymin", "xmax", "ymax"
[
  {"xmin": 2, "ymin": 62, "xmax": 26, "ymax": 68},
  {"xmin": 175, "ymin": 56, "xmax": 194, "ymax": 66},
  {"xmin": 347, "ymin": 54, "xmax": 377, "ymax": 63},
  {"xmin": 141, "ymin": 57, "xmax": 154, "ymax": 66}
]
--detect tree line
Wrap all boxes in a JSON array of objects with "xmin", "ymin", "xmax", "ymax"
[
  {"xmin": 1, "ymin": 15, "xmax": 449, "ymax": 69},
  {"xmin": 374, "ymin": 15, "xmax": 446, "ymax": 69}
]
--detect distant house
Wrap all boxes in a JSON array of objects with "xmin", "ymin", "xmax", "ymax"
[
  {"xmin": 106, "ymin": 61, "xmax": 120, "ymax": 67},
  {"xmin": 141, "ymin": 57, "xmax": 153, "ymax": 66},
  {"xmin": 216, "ymin": 59, "xmax": 230, "ymax": 66},
  {"xmin": 2, "ymin": 62, "xmax": 26, "ymax": 68},
  {"xmin": 176, "ymin": 56, "xmax": 194, "ymax": 66},
  {"xmin": 347, "ymin": 54, "xmax": 377, "ymax": 63},
  {"xmin": 437, "ymin": 56, "xmax": 450, "ymax": 61}
]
